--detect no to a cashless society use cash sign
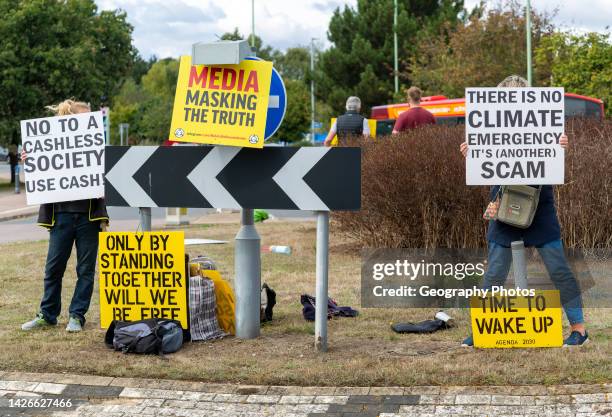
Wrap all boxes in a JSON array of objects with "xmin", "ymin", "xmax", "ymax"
[
  {"xmin": 98, "ymin": 231, "xmax": 188, "ymax": 329},
  {"xmin": 20, "ymin": 111, "xmax": 105, "ymax": 205},
  {"xmin": 470, "ymin": 290, "xmax": 563, "ymax": 348},
  {"xmin": 169, "ymin": 55, "xmax": 272, "ymax": 148},
  {"xmin": 465, "ymin": 87, "xmax": 565, "ymax": 185}
]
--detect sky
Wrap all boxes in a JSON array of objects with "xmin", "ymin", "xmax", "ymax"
[{"xmin": 95, "ymin": 0, "xmax": 610, "ymax": 59}]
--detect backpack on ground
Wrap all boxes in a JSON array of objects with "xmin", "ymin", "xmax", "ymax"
[
  {"xmin": 261, "ymin": 283, "xmax": 276, "ymax": 322},
  {"xmin": 104, "ymin": 318, "xmax": 186, "ymax": 355}
]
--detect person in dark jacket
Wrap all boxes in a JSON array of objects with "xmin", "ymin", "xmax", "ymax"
[
  {"xmin": 8, "ymin": 144, "xmax": 19, "ymax": 185},
  {"xmin": 21, "ymin": 99, "xmax": 109, "ymax": 333},
  {"xmin": 459, "ymin": 75, "xmax": 588, "ymax": 347},
  {"xmin": 324, "ymin": 96, "xmax": 370, "ymax": 146}
]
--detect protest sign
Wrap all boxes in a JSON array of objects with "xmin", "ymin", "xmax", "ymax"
[
  {"xmin": 465, "ymin": 87, "xmax": 565, "ymax": 185},
  {"xmin": 470, "ymin": 290, "xmax": 563, "ymax": 348},
  {"xmin": 98, "ymin": 231, "xmax": 188, "ymax": 329},
  {"xmin": 20, "ymin": 111, "xmax": 105, "ymax": 205},
  {"xmin": 169, "ymin": 56, "xmax": 273, "ymax": 148}
]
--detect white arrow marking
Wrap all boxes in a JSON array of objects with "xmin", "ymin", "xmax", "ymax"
[
  {"xmin": 273, "ymin": 147, "xmax": 330, "ymax": 210},
  {"xmin": 105, "ymin": 146, "xmax": 157, "ymax": 207},
  {"xmin": 187, "ymin": 146, "xmax": 241, "ymax": 209},
  {"xmin": 268, "ymin": 95, "xmax": 280, "ymax": 109}
]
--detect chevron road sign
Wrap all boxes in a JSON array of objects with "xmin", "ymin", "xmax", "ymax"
[{"xmin": 104, "ymin": 146, "xmax": 360, "ymax": 211}]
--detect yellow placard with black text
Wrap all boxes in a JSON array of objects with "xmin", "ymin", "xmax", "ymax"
[
  {"xmin": 169, "ymin": 55, "xmax": 272, "ymax": 148},
  {"xmin": 330, "ymin": 117, "xmax": 377, "ymax": 146},
  {"xmin": 471, "ymin": 290, "xmax": 563, "ymax": 348},
  {"xmin": 98, "ymin": 231, "xmax": 188, "ymax": 329}
]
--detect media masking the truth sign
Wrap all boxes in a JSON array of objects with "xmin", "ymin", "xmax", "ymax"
[
  {"xmin": 169, "ymin": 56, "xmax": 272, "ymax": 148},
  {"xmin": 20, "ymin": 111, "xmax": 105, "ymax": 205},
  {"xmin": 98, "ymin": 231, "xmax": 188, "ymax": 329},
  {"xmin": 465, "ymin": 88, "xmax": 565, "ymax": 185}
]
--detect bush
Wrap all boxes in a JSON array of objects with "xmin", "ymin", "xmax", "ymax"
[{"xmin": 334, "ymin": 118, "xmax": 612, "ymax": 249}]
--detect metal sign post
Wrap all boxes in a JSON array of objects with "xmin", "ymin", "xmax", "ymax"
[
  {"xmin": 235, "ymin": 208, "xmax": 261, "ymax": 338},
  {"xmin": 315, "ymin": 211, "xmax": 329, "ymax": 351},
  {"xmin": 511, "ymin": 240, "xmax": 528, "ymax": 289},
  {"xmin": 139, "ymin": 207, "xmax": 152, "ymax": 231}
]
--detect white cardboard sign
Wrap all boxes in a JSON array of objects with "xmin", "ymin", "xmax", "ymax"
[
  {"xmin": 20, "ymin": 111, "xmax": 105, "ymax": 205},
  {"xmin": 465, "ymin": 87, "xmax": 565, "ymax": 185}
]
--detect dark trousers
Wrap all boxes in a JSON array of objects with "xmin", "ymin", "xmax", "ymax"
[
  {"xmin": 40, "ymin": 213, "xmax": 100, "ymax": 325},
  {"xmin": 10, "ymin": 163, "xmax": 16, "ymax": 184}
]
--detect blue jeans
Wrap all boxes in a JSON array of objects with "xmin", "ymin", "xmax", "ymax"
[
  {"xmin": 482, "ymin": 239, "xmax": 584, "ymax": 325},
  {"xmin": 40, "ymin": 213, "xmax": 100, "ymax": 325}
]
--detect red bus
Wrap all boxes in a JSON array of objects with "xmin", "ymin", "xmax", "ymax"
[{"xmin": 371, "ymin": 93, "xmax": 605, "ymax": 135}]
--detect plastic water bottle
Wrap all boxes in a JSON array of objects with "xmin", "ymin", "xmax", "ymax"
[{"xmin": 263, "ymin": 245, "xmax": 291, "ymax": 255}]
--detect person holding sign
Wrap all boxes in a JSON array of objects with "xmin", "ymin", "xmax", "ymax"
[
  {"xmin": 21, "ymin": 100, "xmax": 109, "ymax": 333},
  {"xmin": 459, "ymin": 75, "xmax": 588, "ymax": 347}
]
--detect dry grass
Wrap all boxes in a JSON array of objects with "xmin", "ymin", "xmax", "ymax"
[{"xmin": 0, "ymin": 220, "xmax": 610, "ymax": 386}]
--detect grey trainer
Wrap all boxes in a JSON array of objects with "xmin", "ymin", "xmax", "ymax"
[
  {"xmin": 66, "ymin": 316, "xmax": 82, "ymax": 332},
  {"xmin": 21, "ymin": 313, "xmax": 53, "ymax": 331}
]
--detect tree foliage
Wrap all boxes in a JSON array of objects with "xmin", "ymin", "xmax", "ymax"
[
  {"xmin": 271, "ymin": 79, "xmax": 310, "ymax": 143},
  {"xmin": 535, "ymin": 31, "xmax": 611, "ymax": 114},
  {"xmin": 316, "ymin": 0, "xmax": 464, "ymax": 114},
  {"xmin": 0, "ymin": 0, "xmax": 135, "ymax": 146},
  {"xmin": 409, "ymin": 1, "xmax": 554, "ymax": 98}
]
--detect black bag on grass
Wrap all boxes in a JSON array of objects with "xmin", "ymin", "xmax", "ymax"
[{"xmin": 104, "ymin": 318, "xmax": 186, "ymax": 355}]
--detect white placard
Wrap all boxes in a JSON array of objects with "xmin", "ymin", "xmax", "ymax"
[
  {"xmin": 465, "ymin": 87, "xmax": 564, "ymax": 185},
  {"xmin": 20, "ymin": 111, "xmax": 105, "ymax": 205}
]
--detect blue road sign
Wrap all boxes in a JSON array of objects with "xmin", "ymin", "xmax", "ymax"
[{"xmin": 246, "ymin": 57, "xmax": 287, "ymax": 140}]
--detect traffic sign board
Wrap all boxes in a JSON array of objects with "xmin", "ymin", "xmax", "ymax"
[
  {"xmin": 105, "ymin": 146, "xmax": 360, "ymax": 211},
  {"xmin": 246, "ymin": 57, "xmax": 286, "ymax": 140}
]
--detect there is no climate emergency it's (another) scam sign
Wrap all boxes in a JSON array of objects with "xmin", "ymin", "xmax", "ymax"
[
  {"xmin": 20, "ymin": 111, "xmax": 105, "ymax": 205},
  {"xmin": 169, "ymin": 55, "xmax": 273, "ymax": 148},
  {"xmin": 465, "ymin": 87, "xmax": 565, "ymax": 185}
]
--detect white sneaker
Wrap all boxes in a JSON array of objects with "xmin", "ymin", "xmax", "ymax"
[{"xmin": 66, "ymin": 317, "xmax": 82, "ymax": 332}]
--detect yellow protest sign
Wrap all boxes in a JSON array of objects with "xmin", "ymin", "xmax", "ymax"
[
  {"xmin": 470, "ymin": 290, "xmax": 563, "ymax": 348},
  {"xmin": 330, "ymin": 117, "xmax": 377, "ymax": 146},
  {"xmin": 169, "ymin": 55, "xmax": 273, "ymax": 148},
  {"xmin": 98, "ymin": 231, "xmax": 188, "ymax": 329}
]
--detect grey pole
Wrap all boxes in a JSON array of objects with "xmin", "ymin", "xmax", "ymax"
[
  {"xmin": 251, "ymin": 0, "xmax": 255, "ymax": 48},
  {"xmin": 315, "ymin": 211, "xmax": 329, "ymax": 352},
  {"xmin": 139, "ymin": 207, "xmax": 152, "ymax": 231},
  {"xmin": 526, "ymin": 0, "xmax": 533, "ymax": 86},
  {"xmin": 14, "ymin": 164, "xmax": 20, "ymax": 194},
  {"xmin": 393, "ymin": 0, "xmax": 399, "ymax": 94},
  {"xmin": 310, "ymin": 38, "xmax": 317, "ymax": 143},
  {"xmin": 235, "ymin": 208, "xmax": 261, "ymax": 339},
  {"xmin": 511, "ymin": 240, "xmax": 528, "ymax": 289}
]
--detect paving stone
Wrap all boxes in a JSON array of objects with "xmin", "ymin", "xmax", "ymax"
[
  {"xmin": 299, "ymin": 386, "xmax": 333, "ymax": 396},
  {"xmin": 235, "ymin": 385, "xmax": 269, "ymax": 395},
  {"xmin": 289, "ymin": 403, "xmax": 327, "ymax": 413},
  {"xmin": 0, "ymin": 381, "xmax": 39, "ymax": 391},
  {"xmin": 347, "ymin": 395, "xmax": 382, "ymax": 404},
  {"xmin": 212, "ymin": 393, "xmax": 249, "ymax": 403},
  {"xmin": 139, "ymin": 398, "xmax": 165, "ymax": 407},
  {"xmin": 333, "ymin": 386, "xmax": 370, "ymax": 395},
  {"xmin": 55, "ymin": 375, "xmax": 114, "ymax": 386},
  {"xmin": 403, "ymin": 386, "xmax": 440, "ymax": 395},
  {"xmin": 33, "ymin": 382, "xmax": 67, "ymax": 394},
  {"xmin": 520, "ymin": 396, "xmax": 536, "ymax": 405},
  {"xmin": 549, "ymin": 384, "xmax": 607, "ymax": 395},
  {"xmin": 455, "ymin": 394, "xmax": 491, "ymax": 405},
  {"xmin": 398, "ymin": 404, "xmax": 436, "ymax": 413},
  {"xmin": 163, "ymin": 399, "xmax": 196, "ymax": 408},
  {"xmin": 14, "ymin": 391, "xmax": 42, "ymax": 397},
  {"xmin": 369, "ymin": 387, "xmax": 404, "ymax": 395},
  {"xmin": 62, "ymin": 384, "xmax": 123, "ymax": 399},
  {"xmin": 419, "ymin": 394, "xmax": 455, "ymax": 405},
  {"xmin": 491, "ymin": 395, "xmax": 522, "ymax": 405},
  {"xmin": 313, "ymin": 395, "xmax": 348, "ymax": 404},
  {"xmin": 120, "ymin": 387, "xmax": 183, "ymax": 399},
  {"xmin": 278, "ymin": 395, "xmax": 314, "ymax": 404},
  {"xmin": 245, "ymin": 394, "xmax": 280, "ymax": 403},
  {"xmin": 179, "ymin": 391, "xmax": 216, "ymax": 401},
  {"xmin": 382, "ymin": 395, "xmax": 419, "ymax": 405},
  {"xmin": 434, "ymin": 405, "xmax": 473, "ymax": 415},
  {"xmin": 267, "ymin": 385, "xmax": 302, "ymax": 395},
  {"xmin": 327, "ymin": 403, "xmax": 375, "ymax": 413},
  {"xmin": 573, "ymin": 393, "xmax": 608, "ymax": 403}
]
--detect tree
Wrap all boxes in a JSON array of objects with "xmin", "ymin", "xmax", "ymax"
[
  {"xmin": 409, "ymin": 1, "xmax": 554, "ymax": 98},
  {"xmin": 0, "ymin": 0, "xmax": 136, "ymax": 146},
  {"xmin": 220, "ymin": 28, "xmax": 279, "ymax": 62},
  {"xmin": 316, "ymin": 0, "xmax": 464, "ymax": 115},
  {"xmin": 271, "ymin": 80, "xmax": 310, "ymax": 143},
  {"xmin": 535, "ymin": 32, "xmax": 611, "ymax": 114}
]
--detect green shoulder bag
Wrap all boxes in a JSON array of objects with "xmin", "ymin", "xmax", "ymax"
[{"xmin": 495, "ymin": 185, "xmax": 542, "ymax": 229}]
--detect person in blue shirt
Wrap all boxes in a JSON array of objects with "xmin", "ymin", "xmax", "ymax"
[{"xmin": 459, "ymin": 75, "xmax": 588, "ymax": 347}]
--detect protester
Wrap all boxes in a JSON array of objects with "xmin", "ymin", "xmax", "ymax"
[
  {"xmin": 459, "ymin": 75, "xmax": 588, "ymax": 347},
  {"xmin": 392, "ymin": 86, "xmax": 436, "ymax": 133},
  {"xmin": 324, "ymin": 96, "xmax": 370, "ymax": 146},
  {"xmin": 21, "ymin": 99, "xmax": 109, "ymax": 333},
  {"xmin": 8, "ymin": 144, "xmax": 18, "ymax": 184}
]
